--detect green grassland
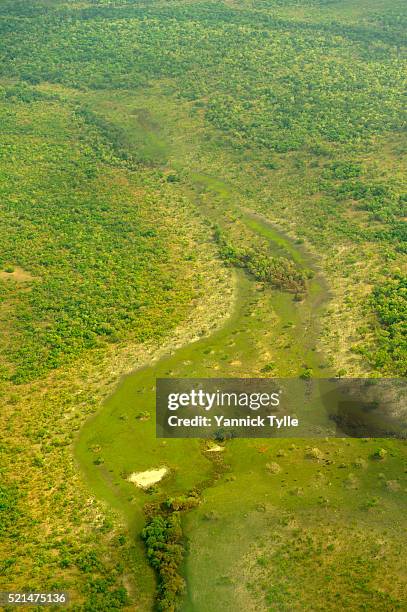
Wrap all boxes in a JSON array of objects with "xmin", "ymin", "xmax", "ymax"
[
  {"xmin": 71, "ymin": 82, "xmax": 406, "ymax": 376},
  {"xmin": 0, "ymin": 87, "xmax": 234, "ymax": 609},
  {"xmin": 183, "ymin": 437, "xmax": 406, "ymax": 611},
  {"xmin": 0, "ymin": 0, "xmax": 406, "ymax": 610}
]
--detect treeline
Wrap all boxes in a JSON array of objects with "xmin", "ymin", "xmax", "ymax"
[
  {"xmin": 214, "ymin": 227, "xmax": 309, "ymax": 296},
  {"xmin": 0, "ymin": 0, "xmax": 404, "ymax": 149},
  {"xmin": 0, "ymin": 82, "xmax": 58, "ymax": 104},
  {"xmin": 369, "ymin": 275, "xmax": 407, "ymax": 376},
  {"xmin": 318, "ymin": 161, "xmax": 407, "ymax": 252},
  {"xmin": 142, "ymin": 514, "xmax": 184, "ymax": 612},
  {"xmin": 142, "ymin": 494, "xmax": 199, "ymax": 611},
  {"xmin": 76, "ymin": 106, "xmax": 138, "ymax": 165},
  {"xmin": 0, "ymin": 97, "xmax": 195, "ymax": 384}
]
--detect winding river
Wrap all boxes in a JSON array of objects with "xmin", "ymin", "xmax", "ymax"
[{"xmin": 75, "ymin": 200, "xmax": 330, "ymax": 607}]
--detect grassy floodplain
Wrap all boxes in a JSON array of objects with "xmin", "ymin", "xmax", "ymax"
[
  {"xmin": 76, "ymin": 217, "xmax": 328, "ymax": 603},
  {"xmin": 0, "ymin": 0, "xmax": 406, "ymax": 610},
  {"xmin": 77, "ymin": 212, "xmax": 405, "ymax": 610}
]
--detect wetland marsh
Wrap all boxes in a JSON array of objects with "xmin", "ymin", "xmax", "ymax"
[{"xmin": 1, "ymin": 1, "xmax": 406, "ymax": 609}]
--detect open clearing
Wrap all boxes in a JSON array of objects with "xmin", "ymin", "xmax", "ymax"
[{"xmin": 127, "ymin": 467, "xmax": 168, "ymax": 489}]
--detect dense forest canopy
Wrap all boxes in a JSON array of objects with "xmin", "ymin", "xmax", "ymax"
[{"xmin": 0, "ymin": 0, "xmax": 405, "ymax": 376}]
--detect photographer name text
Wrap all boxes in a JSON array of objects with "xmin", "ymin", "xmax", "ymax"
[{"xmin": 167, "ymin": 415, "xmax": 298, "ymax": 428}]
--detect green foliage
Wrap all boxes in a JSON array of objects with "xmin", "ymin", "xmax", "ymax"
[
  {"xmin": 370, "ymin": 275, "xmax": 407, "ymax": 375},
  {"xmin": 0, "ymin": 1, "xmax": 405, "ymax": 609},
  {"xmin": 142, "ymin": 513, "xmax": 186, "ymax": 611},
  {"xmin": 327, "ymin": 161, "xmax": 362, "ymax": 180},
  {"xmin": 214, "ymin": 228, "xmax": 307, "ymax": 294},
  {"xmin": 163, "ymin": 494, "xmax": 200, "ymax": 511},
  {"xmin": 372, "ymin": 448, "xmax": 388, "ymax": 460},
  {"xmin": 0, "ymin": 0, "xmax": 404, "ymax": 380},
  {"xmin": 82, "ymin": 576, "xmax": 129, "ymax": 611},
  {"xmin": 0, "ymin": 95, "xmax": 195, "ymax": 383},
  {"xmin": 76, "ymin": 106, "xmax": 139, "ymax": 165},
  {"xmin": 0, "ymin": 1, "xmax": 404, "ymax": 151},
  {"xmin": 76, "ymin": 550, "xmax": 103, "ymax": 573},
  {"xmin": 0, "ymin": 481, "xmax": 23, "ymax": 538},
  {"xmin": 81, "ymin": 587, "xmax": 128, "ymax": 612}
]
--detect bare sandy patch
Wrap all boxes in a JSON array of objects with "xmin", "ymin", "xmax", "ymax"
[
  {"xmin": 0, "ymin": 266, "xmax": 34, "ymax": 282},
  {"xmin": 205, "ymin": 444, "xmax": 224, "ymax": 452},
  {"xmin": 127, "ymin": 467, "xmax": 168, "ymax": 488}
]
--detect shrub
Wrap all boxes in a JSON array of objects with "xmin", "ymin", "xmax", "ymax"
[{"xmin": 141, "ymin": 513, "xmax": 186, "ymax": 610}]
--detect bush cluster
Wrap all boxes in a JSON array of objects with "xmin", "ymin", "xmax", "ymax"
[
  {"xmin": 142, "ymin": 513, "xmax": 185, "ymax": 612},
  {"xmin": 214, "ymin": 227, "xmax": 308, "ymax": 295}
]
